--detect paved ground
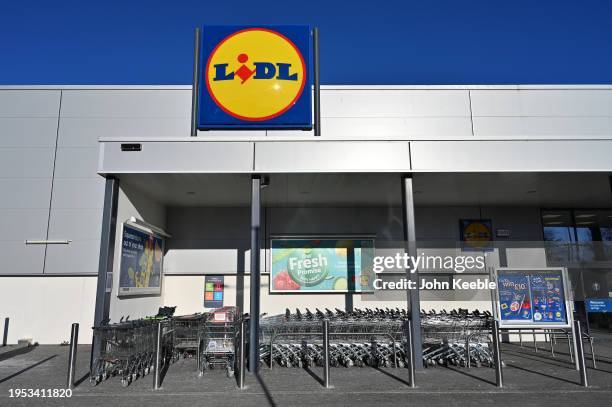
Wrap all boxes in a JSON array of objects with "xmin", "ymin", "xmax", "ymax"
[{"xmin": 0, "ymin": 339, "xmax": 611, "ymax": 407}]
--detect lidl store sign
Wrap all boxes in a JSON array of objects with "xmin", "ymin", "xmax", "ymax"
[{"xmin": 198, "ymin": 26, "xmax": 312, "ymax": 129}]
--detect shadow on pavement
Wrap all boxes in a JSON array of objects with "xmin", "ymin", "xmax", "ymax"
[
  {"xmin": 74, "ymin": 372, "xmax": 90, "ymax": 387},
  {"xmin": 0, "ymin": 354, "xmax": 57, "ymax": 384},
  {"xmin": 505, "ymin": 362, "xmax": 580, "ymax": 386},
  {"xmin": 444, "ymin": 366, "xmax": 496, "ymax": 386},
  {"xmin": 303, "ymin": 365, "xmax": 324, "ymax": 386},
  {"xmin": 372, "ymin": 366, "xmax": 411, "ymax": 386},
  {"xmin": 254, "ymin": 373, "xmax": 277, "ymax": 407},
  {"xmin": 0, "ymin": 344, "xmax": 37, "ymax": 362}
]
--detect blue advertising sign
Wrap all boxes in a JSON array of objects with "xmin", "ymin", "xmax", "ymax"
[
  {"xmin": 497, "ymin": 274, "xmax": 532, "ymax": 321},
  {"xmin": 198, "ymin": 25, "xmax": 312, "ymax": 129},
  {"xmin": 585, "ymin": 298, "xmax": 612, "ymax": 313},
  {"xmin": 496, "ymin": 269, "xmax": 568, "ymax": 326},
  {"xmin": 529, "ymin": 273, "xmax": 566, "ymax": 323},
  {"xmin": 118, "ymin": 224, "xmax": 164, "ymax": 296}
]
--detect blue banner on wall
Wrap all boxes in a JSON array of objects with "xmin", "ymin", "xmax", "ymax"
[
  {"xmin": 585, "ymin": 298, "xmax": 612, "ymax": 313},
  {"xmin": 198, "ymin": 25, "xmax": 312, "ymax": 130}
]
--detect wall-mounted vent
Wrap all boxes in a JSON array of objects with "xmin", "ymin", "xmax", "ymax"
[{"xmin": 121, "ymin": 143, "xmax": 142, "ymax": 152}]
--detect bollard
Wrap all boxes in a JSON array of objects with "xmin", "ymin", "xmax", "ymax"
[
  {"xmin": 153, "ymin": 322, "xmax": 163, "ymax": 390},
  {"xmin": 238, "ymin": 318, "xmax": 246, "ymax": 389},
  {"xmin": 406, "ymin": 320, "xmax": 416, "ymax": 388},
  {"xmin": 573, "ymin": 320, "xmax": 589, "ymax": 387},
  {"xmin": 2, "ymin": 317, "xmax": 8, "ymax": 346},
  {"xmin": 66, "ymin": 323, "xmax": 79, "ymax": 389},
  {"xmin": 465, "ymin": 337, "xmax": 471, "ymax": 369},
  {"xmin": 492, "ymin": 320, "xmax": 503, "ymax": 388},
  {"xmin": 197, "ymin": 336, "xmax": 202, "ymax": 377},
  {"xmin": 322, "ymin": 319, "xmax": 330, "ymax": 388}
]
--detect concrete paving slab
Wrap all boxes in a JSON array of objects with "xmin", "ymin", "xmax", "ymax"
[{"xmin": 0, "ymin": 342, "xmax": 610, "ymax": 407}]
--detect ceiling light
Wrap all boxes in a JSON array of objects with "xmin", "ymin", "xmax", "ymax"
[
  {"xmin": 542, "ymin": 214, "xmax": 563, "ymax": 219},
  {"xmin": 575, "ymin": 214, "xmax": 595, "ymax": 218}
]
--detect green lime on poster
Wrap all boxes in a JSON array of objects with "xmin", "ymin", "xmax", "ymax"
[{"xmin": 333, "ymin": 277, "xmax": 348, "ymax": 290}]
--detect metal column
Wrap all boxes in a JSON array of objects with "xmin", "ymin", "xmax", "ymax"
[
  {"xmin": 249, "ymin": 176, "xmax": 261, "ymax": 373},
  {"xmin": 312, "ymin": 27, "xmax": 321, "ymax": 137},
  {"xmin": 401, "ymin": 175, "xmax": 423, "ymax": 369},
  {"xmin": 190, "ymin": 27, "xmax": 202, "ymax": 137},
  {"xmin": 91, "ymin": 177, "xmax": 119, "ymax": 369}
]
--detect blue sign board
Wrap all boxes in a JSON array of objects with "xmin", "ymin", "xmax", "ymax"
[
  {"xmin": 198, "ymin": 25, "xmax": 312, "ymax": 130},
  {"xmin": 585, "ymin": 298, "xmax": 612, "ymax": 313},
  {"xmin": 497, "ymin": 269, "xmax": 568, "ymax": 325}
]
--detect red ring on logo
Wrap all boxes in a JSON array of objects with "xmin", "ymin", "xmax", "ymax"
[{"xmin": 205, "ymin": 27, "xmax": 307, "ymax": 122}]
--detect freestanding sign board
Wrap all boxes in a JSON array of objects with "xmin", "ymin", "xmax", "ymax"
[
  {"xmin": 118, "ymin": 223, "xmax": 165, "ymax": 296},
  {"xmin": 492, "ymin": 267, "xmax": 573, "ymax": 329},
  {"xmin": 197, "ymin": 25, "xmax": 312, "ymax": 129}
]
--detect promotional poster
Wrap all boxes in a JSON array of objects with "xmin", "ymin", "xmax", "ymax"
[
  {"xmin": 118, "ymin": 224, "xmax": 165, "ymax": 296},
  {"xmin": 270, "ymin": 238, "xmax": 374, "ymax": 293}
]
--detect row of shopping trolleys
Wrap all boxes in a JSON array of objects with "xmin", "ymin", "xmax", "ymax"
[{"xmin": 259, "ymin": 308, "xmax": 496, "ymax": 369}]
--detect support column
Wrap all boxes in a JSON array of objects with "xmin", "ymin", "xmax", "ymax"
[
  {"xmin": 91, "ymin": 177, "xmax": 119, "ymax": 369},
  {"xmin": 249, "ymin": 175, "xmax": 261, "ymax": 373},
  {"xmin": 402, "ymin": 175, "xmax": 423, "ymax": 369}
]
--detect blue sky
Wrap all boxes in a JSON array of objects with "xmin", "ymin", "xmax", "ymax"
[{"xmin": 1, "ymin": 0, "xmax": 611, "ymax": 84}]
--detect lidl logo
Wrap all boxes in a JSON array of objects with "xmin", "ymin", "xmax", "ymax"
[{"xmin": 199, "ymin": 26, "xmax": 312, "ymax": 129}]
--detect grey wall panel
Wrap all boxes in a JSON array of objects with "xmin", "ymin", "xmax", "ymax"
[
  {"xmin": 0, "ymin": 90, "xmax": 59, "ymax": 275},
  {"xmin": 0, "ymin": 209, "xmax": 49, "ymax": 274},
  {"xmin": 53, "ymin": 147, "xmax": 99, "ymax": 178},
  {"xmin": 254, "ymin": 141, "xmax": 410, "ymax": 172},
  {"xmin": 59, "ymin": 118, "xmax": 191, "ymax": 147},
  {"xmin": 61, "ymin": 90, "xmax": 190, "ymax": 118},
  {"xmin": 59, "ymin": 89, "xmax": 191, "ymax": 145},
  {"xmin": 44, "ymin": 239, "xmax": 100, "ymax": 275},
  {"xmin": 471, "ymin": 89, "xmax": 612, "ymax": 137},
  {"xmin": 321, "ymin": 89, "xmax": 471, "ymax": 117},
  {"xmin": 47, "ymin": 208, "xmax": 103, "ymax": 241},
  {"xmin": 0, "ymin": 243, "xmax": 45, "ymax": 274},
  {"xmin": 99, "ymin": 142, "xmax": 255, "ymax": 173},
  {"xmin": 0, "ymin": 179, "xmax": 51, "ymax": 209},
  {"xmin": 410, "ymin": 140, "xmax": 612, "ymax": 172},
  {"xmin": 0, "ymin": 90, "xmax": 61, "ymax": 117},
  {"xmin": 471, "ymin": 89, "xmax": 612, "ymax": 117},
  {"xmin": 271, "ymin": 117, "xmax": 473, "ymax": 138},
  {"xmin": 0, "ymin": 148, "xmax": 55, "ymax": 178},
  {"xmin": 473, "ymin": 117, "xmax": 612, "ymax": 136},
  {"xmin": 0, "ymin": 209, "xmax": 49, "ymax": 241},
  {"xmin": 50, "ymin": 178, "xmax": 105, "ymax": 209},
  {"xmin": 0, "ymin": 118, "xmax": 59, "ymax": 147}
]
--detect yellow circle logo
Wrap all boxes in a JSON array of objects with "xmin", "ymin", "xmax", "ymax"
[
  {"xmin": 205, "ymin": 28, "xmax": 306, "ymax": 121},
  {"xmin": 464, "ymin": 222, "xmax": 492, "ymax": 248}
]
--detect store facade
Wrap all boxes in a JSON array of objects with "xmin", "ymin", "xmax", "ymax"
[{"xmin": 1, "ymin": 85, "xmax": 612, "ymax": 345}]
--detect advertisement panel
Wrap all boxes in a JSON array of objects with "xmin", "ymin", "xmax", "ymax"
[
  {"xmin": 204, "ymin": 276, "xmax": 225, "ymax": 309},
  {"xmin": 198, "ymin": 25, "xmax": 312, "ymax": 129},
  {"xmin": 118, "ymin": 223, "xmax": 164, "ymax": 296},
  {"xmin": 494, "ymin": 268, "xmax": 571, "ymax": 328},
  {"xmin": 270, "ymin": 238, "xmax": 374, "ymax": 293}
]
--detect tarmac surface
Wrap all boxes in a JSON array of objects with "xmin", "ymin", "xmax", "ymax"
[{"xmin": 0, "ymin": 339, "xmax": 611, "ymax": 407}]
